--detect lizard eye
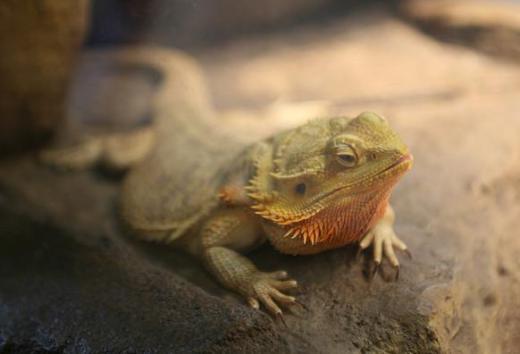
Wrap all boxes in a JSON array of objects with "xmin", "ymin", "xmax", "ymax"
[{"xmin": 335, "ymin": 146, "xmax": 358, "ymax": 168}]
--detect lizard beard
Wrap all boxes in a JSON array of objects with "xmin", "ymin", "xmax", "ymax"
[{"xmin": 282, "ymin": 187, "xmax": 392, "ymax": 246}]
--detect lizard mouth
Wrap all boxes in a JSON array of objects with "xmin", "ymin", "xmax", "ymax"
[
  {"xmin": 309, "ymin": 153, "xmax": 413, "ymax": 205},
  {"xmin": 280, "ymin": 154, "xmax": 414, "ymax": 242},
  {"xmin": 380, "ymin": 153, "xmax": 413, "ymax": 174},
  {"xmin": 251, "ymin": 153, "xmax": 413, "ymax": 226}
]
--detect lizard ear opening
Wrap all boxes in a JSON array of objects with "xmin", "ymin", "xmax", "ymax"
[{"xmin": 294, "ymin": 182, "xmax": 306, "ymax": 195}]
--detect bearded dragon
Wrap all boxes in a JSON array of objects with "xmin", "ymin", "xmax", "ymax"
[{"xmin": 41, "ymin": 47, "xmax": 413, "ymax": 317}]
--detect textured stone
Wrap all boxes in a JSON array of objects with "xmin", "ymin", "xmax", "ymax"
[
  {"xmin": 0, "ymin": 160, "xmax": 288, "ymax": 353},
  {"xmin": 400, "ymin": 0, "xmax": 520, "ymax": 60}
]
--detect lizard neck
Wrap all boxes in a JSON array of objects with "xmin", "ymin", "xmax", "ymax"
[{"xmin": 263, "ymin": 187, "xmax": 392, "ymax": 255}]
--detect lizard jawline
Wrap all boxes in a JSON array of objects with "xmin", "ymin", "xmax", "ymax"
[
  {"xmin": 281, "ymin": 185, "xmax": 392, "ymax": 246},
  {"xmin": 250, "ymin": 154, "xmax": 411, "ymax": 228}
]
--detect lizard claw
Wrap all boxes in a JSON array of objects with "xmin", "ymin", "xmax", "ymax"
[
  {"xmin": 369, "ymin": 261, "xmax": 380, "ymax": 281},
  {"xmin": 394, "ymin": 265, "xmax": 400, "ymax": 281},
  {"xmin": 276, "ymin": 312, "xmax": 288, "ymax": 328},
  {"xmin": 355, "ymin": 246, "xmax": 364, "ymax": 261},
  {"xmin": 294, "ymin": 299, "xmax": 309, "ymax": 312},
  {"xmin": 359, "ymin": 220, "xmax": 410, "ymax": 281}
]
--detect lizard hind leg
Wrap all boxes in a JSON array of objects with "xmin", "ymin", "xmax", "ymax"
[
  {"xmin": 39, "ymin": 136, "xmax": 104, "ymax": 171},
  {"xmin": 101, "ymin": 126, "xmax": 155, "ymax": 171},
  {"xmin": 198, "ymin": 209, "xmax": 299, "ymax": 316},
  {"xmin": 204, "ymin": 247, "xmax": 298, "ymax": 316},
  {"xmin": 39, "ymin": 126, "xmax": 154, "ymax": 172}
]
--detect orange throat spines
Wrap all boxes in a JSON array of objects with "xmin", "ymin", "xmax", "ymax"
[{"xmin": 281, "ymin": 187, "xmax": 391, "ymax": 248}]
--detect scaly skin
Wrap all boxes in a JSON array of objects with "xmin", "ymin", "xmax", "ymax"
[
  {"xmin": 41, "ymin": 47, "xmax": 413, "ymax": 317},
  {"xmin": 177, "ymin": 114, "xmax": 413, "ymax": 316}
]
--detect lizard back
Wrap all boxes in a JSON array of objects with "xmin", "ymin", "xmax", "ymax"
[{"xmin": 118, "ymin": 47, "xmax": 245, "ymax": 240}]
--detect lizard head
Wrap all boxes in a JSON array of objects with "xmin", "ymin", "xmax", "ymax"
[{"xmin": 248, "ymin": 111, "xmax": 412, "ymax": 245}]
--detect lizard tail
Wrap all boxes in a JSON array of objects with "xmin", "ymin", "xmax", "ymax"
[
  {"xmin": 40, "ymin": 45, "xmax": 216, "ymax": 171},
  {"xmin": 83, "ymin": 45, "xmax": 215, "ymax": 124}
]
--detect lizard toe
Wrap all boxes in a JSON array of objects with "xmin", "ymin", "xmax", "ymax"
[
  {"xmin": 360, "ymin": 220, "xmax": 411, "ymax": 281},
  {"xmin": 247, "ymin": 297, "xmax": 260, "ymax": 309},
  {"xmin": 267, "ymin": 270, "xmax": 289, "ymax": 280},
  {"xmin": 269, "ymin": 288, "xmax": 296, "ymax": 305},
  {"xmin": 258, "ymin": 292, "xmax": 283, "ymax": 316},
  {"xmin": 269, "ymin": 279, "xmax": 298, "ymax": 290}
]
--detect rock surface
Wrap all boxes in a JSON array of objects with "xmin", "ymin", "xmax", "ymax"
[
  {"xmin": 2, "ymin": 7, "xmax": 520, "ymax": 354},
  {"xmin": 401, "ymin": 0, "xmax": 520, "ymax": 61}
]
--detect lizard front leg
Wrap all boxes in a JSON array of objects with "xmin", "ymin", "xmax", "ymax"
[
  {"xmin": 359, "ymin": 204, "xmax": 410, "ymax": 279},
  {"xmin": 199, "ymin": 209, "xmax": 298, "ymax": 316}
]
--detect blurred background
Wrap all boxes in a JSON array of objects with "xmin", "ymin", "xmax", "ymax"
[{"xmin": 3, "ymin": 0, "xmax": 520, "ymax": 154}]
